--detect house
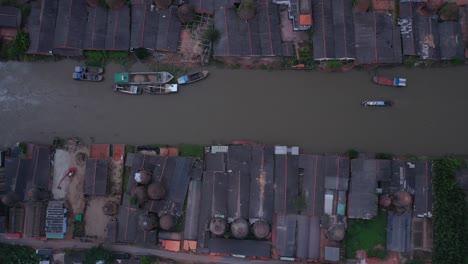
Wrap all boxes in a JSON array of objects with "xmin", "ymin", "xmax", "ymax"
[
  {"xmin": 27, "ymin": 0, "xmax": 59, "ymax": 55},
  {"xmin": 312, "ymin": 0, "xmax": 355, "ymax": 61},
  {"xmin": 414, "ymin": 161, "xmax": 433, "ymax": 217},
  {"xmin": 45, "ymin": 200, "xmax": 67, "ymax": 239},
  {"xmin": 387, "ymin": 210, "xmax": 412, "ymax": 252},
  {"xmin": 84, "ymin": 159, "xmax": 109, "ymax": 196},
  {"xmin": 354, "ymin": 11, "xmax": 402, "ymax": 64},
  {"xmin": 348, "ymin": 159, "xmax": 391, "ymax": 219},
  {"xmin": 0, "ymin": 6, "xmax": 22, "ymax": 41},
  {"xmin": 130, "ymin": 0, "xmax": 182, "ymax": 52},
  {"xmin": 273, "ymin": 0, "xmax": 312, "ymax": 31},
  {"xmin": 213, "ymin": 1, "xmax": 295, "ymax": 57}
]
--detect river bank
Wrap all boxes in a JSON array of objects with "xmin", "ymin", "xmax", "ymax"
[{"xmin": 0, "ymin": 59, "xmax": 467, "ymax": 155}]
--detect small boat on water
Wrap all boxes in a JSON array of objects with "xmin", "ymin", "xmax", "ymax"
[
  {"xmin": 177, "ymin": 70, "xmax": 209, "ymax": 85},
  {"xmin": 372, "ymin": 76, "xmax": 406, "ymax": 87},
  {"xmin": 361, "ymin": 100, "xmax": 393, "ymax": 107},
  {"xmin": 113, "ymin": 84, "xmax": 142, "ymax": 95},
  {"xmin": 143, "ymin": 84, "xmax": 178, "ymax": 95},
  {"xmin": 72, "ymin": 72, "xmax": 103, "ymax": 82},
  {"xmin": 74, "ymin": 66, "xmax": 104, "ymax": 74},
  {"xmin": 114, "ymin": 72, "xmax": 174, "ymax": 85}
]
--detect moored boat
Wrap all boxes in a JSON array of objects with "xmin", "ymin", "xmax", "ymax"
[
  {"xmin": 74, "ymin": 66, "xmax": 104, "ymax": 74},
  {"xmin": 372, "ymin": 76, "xmax": 406, "ymax": 87},
  {"xmin": 143, "ymin": 84, "xmax": 178, "ymax": 95},
  {"xmin": 361, "ymin": 100, "xmax": 393, "ymax": 107},
  {"xmin": 72, "ymin": 72, "xmax": 103, "ymax": 82},
  {"xmin": 177, "ymin": 70, "xmax": 209, "ymax": 85},
  {"xmin": 113, "ymin": 84, "xmax": 142, "ymax": 95},
  {"xmin": 114, "ymin": 72, "xmax": 174, "ymax": 85}
]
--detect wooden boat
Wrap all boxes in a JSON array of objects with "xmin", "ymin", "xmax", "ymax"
[
  {"xmin": 372, "ymin": 76, "xmax": 406, "ymax": 87},
  {"xmin": 113, "ymin": 84, "xmax": 142, "ymax": 95},
  {"xmin": 114, "ymin": 72, "xmax": 174, "ymax": 85},
  {"xmin": 143, "ymin": 84, "xmax": 178, "ymax": 95},
  {"xmin": 177, "ymin": 70, "xmax": 209, "ymax": 85},
  {"xmin": 74, "ymin": 66, "xmax": 104, "ymax": 74},
  {"xmin": 361, "ymin": 100, "xmax": 393, "ymax": 107},
  {"xmin": 72, "ymin": 72, "xmax": 103, "ymax": 82}
]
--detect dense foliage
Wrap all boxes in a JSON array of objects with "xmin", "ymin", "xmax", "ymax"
[
  {"xmin": 135, "ymin": 48, "xmax": 151, "ymax": 60},
  {"xmin": 432, "ymin": 158, "xmax": 467, "ymax": 264},
  {"xmin": 84, "ymin": 245, "xmax": 113, "ymax": 264},
  {"xmin": 0, "ymin": 243, "xmax": 40, "ymax": 264},
  {"xmin": 140, "ymin": 255, "xmax": 157, "ymax": 264}
]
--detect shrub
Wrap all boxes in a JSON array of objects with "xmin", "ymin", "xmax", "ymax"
[
  {"xmin": 293, "ymin": 196, "xmax": 306, "ymax": 212},
  {"xmin": 140, "ymin": 256, "xmax": 156, "ymax": 264},
  {"xmin": 4, "ymin": 31, "xmax": 30, "ymax": 60},
  {"xmin": 204, "ymin": 28, "xmax": 221, "ymax": 44},
  {"xmin": 84, "ymin": 245, "xmax": 113, "ymax": 264},
  {"xmin": 325, "ymin": 60, "xmax": 342, "ymax": 70},
  {"xmin": 135, "ymin": 48, "xmax": 150, "ymax": 60},
  {"xmin": 375, "ymin": 153, "xmax": 393, "ymax": 160},
  {"xmin": 450, "ymin": 56, "xmax": 465, "ymax": 65},
  {"xmin": 347, "ymin": 149, "xmax": 359, "ymax": 159}
]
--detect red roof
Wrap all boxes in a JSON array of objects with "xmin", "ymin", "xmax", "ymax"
[
  {"xmin": 299, "ymin": 14, "xmax": 312, "ymax": 26},
  {"xmin": 89, "ymin": 144, "xmax": 110, "ymax": 159}
]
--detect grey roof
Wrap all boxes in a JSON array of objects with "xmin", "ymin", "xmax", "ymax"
[
  {"xmin": 295, "ymin": 215, "xmax": 320, "ymax": 260},
  {"xmin": 105, "ymin": 221, "xmax": 117, "ymax": 243},
  {"xmin": 27, "ymin": 0, "xmax": 59, "ymax": 54},
  {"xmin": 130, "ymin": 0, "xmax": 159, "ymax": 49},
  {"xmin": 84, "ymin": 6, "xmax": 109, "ymax": 50},
  {"xmin": 398, "ymin": 2, "xmax": 419, "ymax": 55},
  {"xmin": 415, "ymin": 15, "xmax": 439, "ymax": 60},
  {"xmin": 274, "ymin": 154, "xmax": 299, "ymax": 214},
  {"xmin": 155, "ymin": 6, "xmax": 182, "ymax": 51},
  {"xmin": 24, "ymin": 202, "xmax": 47, "ymax": 237},
  {"xmin": 299, "ymin": 155, "xmax": 325, "ymax": 216},
  {"xmin": 184, "ymin": 180, "xmax": 201, "ymax": 240},
  {"xmin": 348, "ymin": 159, "xmax": 380, "ymax": 219},
  {"xmin": 227, "ymin": 146, "xmax": 251, "ymax": 220},
  {"xmin": 85, "ymin": 159, "xmax": 109, "ymax": 196},
  {"xmin": 249, "ymin": 145, "xmax": 274, "ymax": 222},
  {"xmin": 0, "ymin": 6, "xmax": 21, "ymax": 28},
  {"xmin": 386, "ymin": 210, "xmax": 412, "ymax": 252},
  {"xmin": 205, "ymin": 152, "xmax": 225, "ymax": 172},
  {"xmin": 324, "ymin": 246, "xmax": 340, "ymax": 262},
  {"xmin": 165, "ymin": 157, "xmax": 194, "ymax": 215},
  {"xmin": 53, "ymin": 0, "xmax": 87, "ymax": 50},
  {"xmin": 188, "ymin": 0, "xmax": 215, "ymax": 14},
  {"xmin": 391, "ymin": 160, "xmax": 416, "ymax": 193},
  {"xmin": 354, "ymin": 12, "xmax": 402, "ymax": 64},
  {"xmin": 323, "ymin": 155, "xmax": 349, "ymax": 191},
  {"xmin": 438, "ymin": 21, "xmax": 464, "ymax": 60},
  {"xmin": 208, "ymin": 238, "xmax": 271, "ymax": 257},
  {"xmin": 399, "ymin": 2, "xmax": 444, "ymax": 60},
  {"xmin": 5, "ymin": 157, "xmax": 32, "ymax": 199},
  {"xmin": 214, "ymin": 1, "xmax": 288, "ymax": 57},
  {"xmin": 105, "ymin": 6, "xmax": 131, "ymax": 50},
  {"xmin": 198, "ymin": 172, "xmax": 215, "ymax": 249},
  {"xmin": 116, "ymin": 206, "xmax": 141, "ymax": 243},
  {"xmin": 312, "ymin": 0, "xmax": 355, "ymax": 60},
  {"xmin": 275, "ymin": 214, "xmax": 297, "ymax": 257},
  {"xmin": 414, "ymin": 161, "xmax": 433, "ymax": 217}
]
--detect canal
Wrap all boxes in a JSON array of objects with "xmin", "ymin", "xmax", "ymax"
[{"xmin": 0, "ymin": 60, "xmax": 467, "ymax": 155}]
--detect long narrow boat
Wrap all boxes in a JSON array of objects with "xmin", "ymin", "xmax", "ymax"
[
  {"xmin": 372, "ymin": 76, "xmax": 406, "ymax": 87},
  {"xmin": 113, "ymin": 84, "xmax": 142, "ymax": 95},
  {"xmin": 361, "ymin": 100, "xmax": 393, "ymax": 107},
  {"xmin": 114, "ymin": 72, "xmax": 174, "ymax": 85},
  {"xmin": 72, "ymin": 72, "xmax": 103, "ymax": 82},
  {"xmin": 143, "ymin": 84, "xmax": 178, "ymax": 95},
  {"xmin": 177, "ymin": 70, "xmax": 209, "ymax": 85},
  {"xmin": 74, "ymin": 66, "xmax": 104, "ymax": 74}
]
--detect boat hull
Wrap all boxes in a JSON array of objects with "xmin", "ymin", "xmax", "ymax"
[
  {"xmin": 113, "ymin": 84, "xmax": 142, "ymax": 95},
  {"xmin": 114, "ymin": 72, "xmax": 174, "ymax": 85},
  {"xmin": 372, "ymin": 76, "xmax": 406, "ymax": 87},
  {"xmin": 361, "ymin": 100, "xmax": 393, "ymax": 107},
  {"xmin": 177, "ymin": 70, "xmax": 209, "ymax": 85}
]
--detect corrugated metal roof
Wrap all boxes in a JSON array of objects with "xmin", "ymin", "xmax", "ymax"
[
  {"xmin": 386, "ymin": 210, "xmax": 412, "ymax": 252},
  {"xmin": 0, "ymin": 7, "xmax": 21, "ymax": 28},
  {"xmin": 438, "ymin": 21, "xmax": 465, "ymax": 60},
  {"xmin": 275, "ymin": 214, "xmax": 297, "ymax": 257},
  {"xmin": 348, "ymin": 159, "xmax": 380, "ymax": 219},
  {"xmin": 299, "ymin": 155, "xmax": 325, "ymax": 216},
  {"xmin": 414, "ymin": 161, "xmax": 433, "ymax": 217},
  {"xmin": 312, "ymin": 0, "xmax": 355, "ymax": 60},
  {"xmin": 324, "ymin": 246, "xmax": 340, "ymax": 261},
  {"xmin": 249, "ymin": 145, "xmax": 275, "ymax": 222},
  {"xmin": 27, "ymin": 0, "xmax": 59, "ymax": 54},
  {"xmin": 85, "ymin": 159, "xmax": 109, "ymax": 196},
  {"xmin": 354, "ymin": 12, "xmax": 402, "ymax": 64}
]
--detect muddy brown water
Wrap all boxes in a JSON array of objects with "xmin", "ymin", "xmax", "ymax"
[{"xmin": 1, "ymin": 60, "xmax": 467, "ymax": 155}]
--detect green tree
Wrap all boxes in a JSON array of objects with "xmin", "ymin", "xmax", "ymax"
[
  {"xmin": 84, "ymin": 245, "xmax": 113, "ymax": 264},
  {"xmin": 0, "ymin": 243, "xmax": 40, "ymax": 264},
  {"xmin": 432, "ymin": 158, "xmax": 467, "ymax": 264}
]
